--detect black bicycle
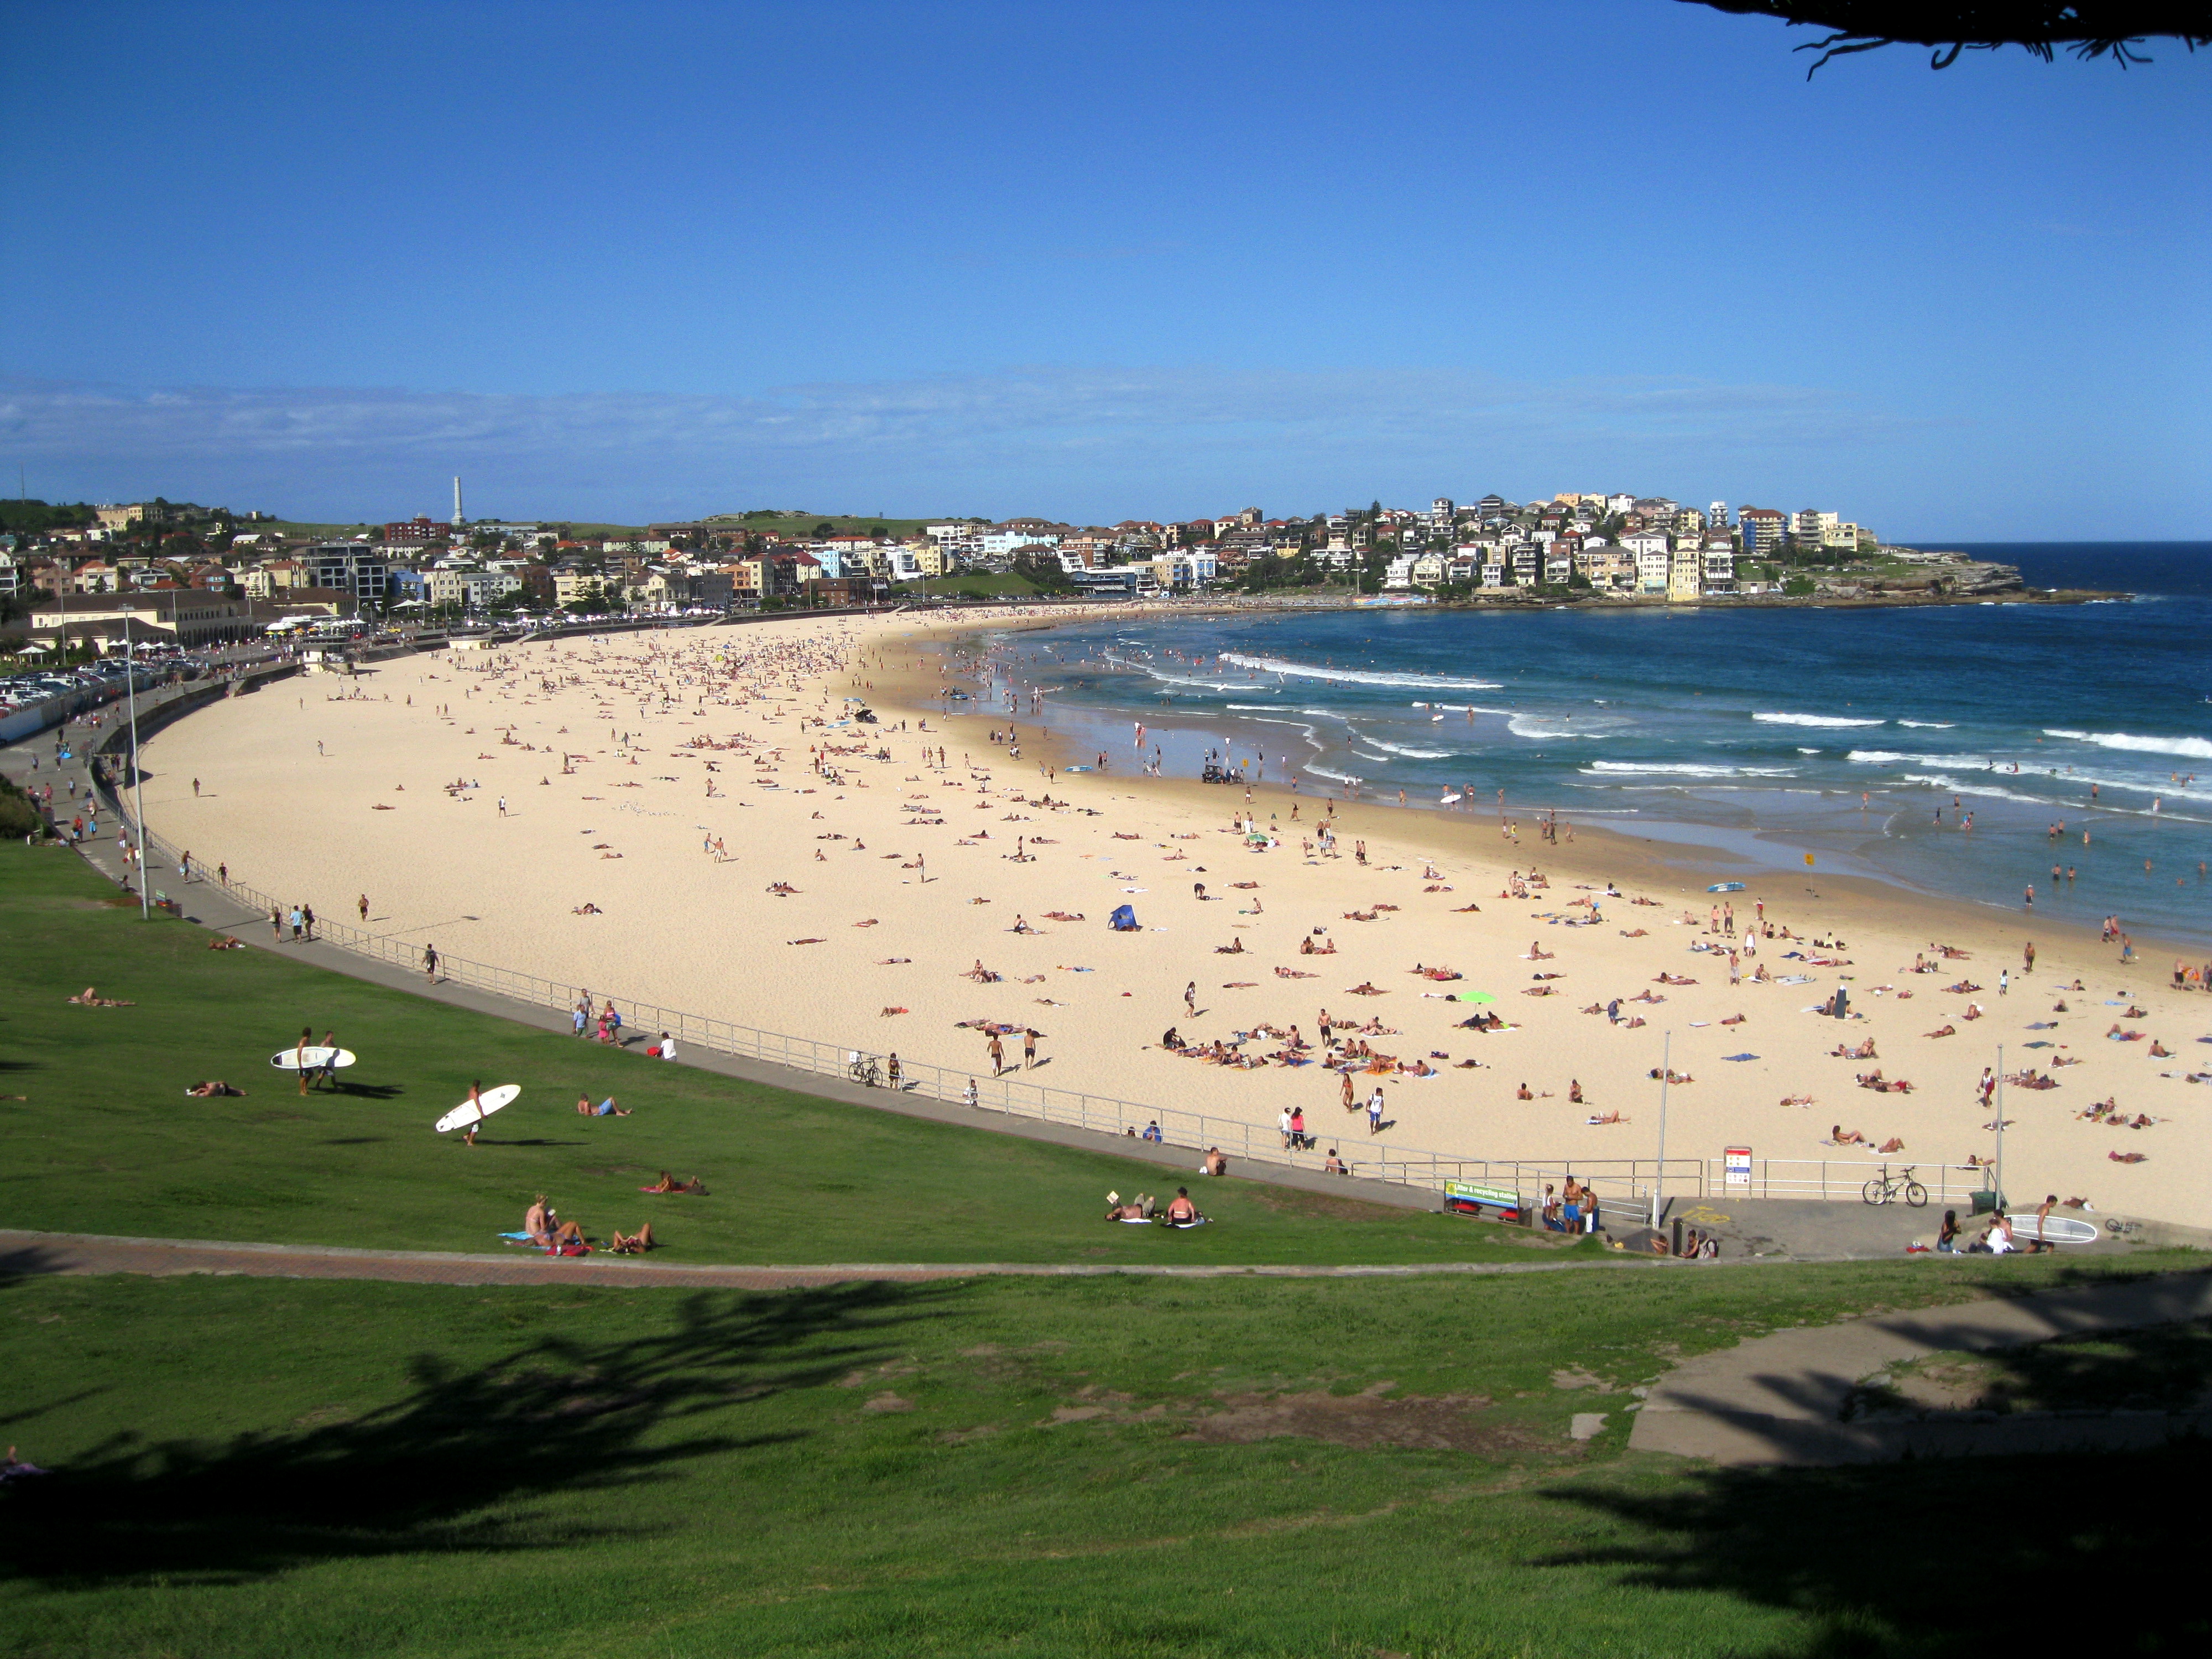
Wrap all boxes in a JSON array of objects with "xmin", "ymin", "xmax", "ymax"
[{"xmin": 1861, "ymin": 1164, "xmax": 1928, "ymax": 1208}]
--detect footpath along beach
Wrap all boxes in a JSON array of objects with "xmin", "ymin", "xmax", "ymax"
[{"xmin": 134, "ymin": 608, "xmax": 2212, "ymax": 1229}]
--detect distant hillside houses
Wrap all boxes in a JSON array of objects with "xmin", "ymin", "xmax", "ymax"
[{"xmin": 0, "ymin": 486, "xmax": 1931, "ymax": 640}]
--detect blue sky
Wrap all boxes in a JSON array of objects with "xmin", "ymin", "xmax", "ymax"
[{"xmin": 2, "ymin": 1, "xmax": 2206, "ymax": 535}]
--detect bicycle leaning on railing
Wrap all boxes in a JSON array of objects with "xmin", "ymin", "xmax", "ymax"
[{"xmin": 1861, "ymin": 1164, "xmax": 1929, "ymax": 1208}]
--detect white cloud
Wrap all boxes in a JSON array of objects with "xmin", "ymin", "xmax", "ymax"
[{"xmin": 0, "ymin": 367, "xmax": 1918, "ymax": 521}]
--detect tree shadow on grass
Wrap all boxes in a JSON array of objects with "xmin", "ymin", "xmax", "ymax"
[
  {"xmin": 0, "ymin": 1278, "xmax": 956, "ymax": 1589},
  {"xmin": 1543, "ymin": 1441, "xmax": 2212, "ymax": 1655},
  {"xmin": 1542, "ymin": 1301, "xmax": 2212, "ymax": 1654}
]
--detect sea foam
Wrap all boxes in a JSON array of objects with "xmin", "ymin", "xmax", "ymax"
[
  {"xmin": 2043, "ymin": 729, "xmax": 2212, "ymax": 761},
  {"xmin": 1584, "ymin": 762, "xmax": 1797, "ymax": 779},
  {"xmin": 1753, "ymin": 712, "xmax": 1886, "ymax": 729},
  {"xmin": 1218, "ymin": 653, "xmax": 1503, "ymax": 689}
]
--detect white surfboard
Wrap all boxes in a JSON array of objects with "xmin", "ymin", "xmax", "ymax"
[
  {"xmin": 436, "ymin": 1083, "xmax": 520, "ymax": 1134},
  {"xmin": 269, "ymin": 1047, "xmax": 357, "ymax": 1071},
  {"xmin": 2010, "ymin": 1212, "xmax": 2099, "ymax": 1245}
]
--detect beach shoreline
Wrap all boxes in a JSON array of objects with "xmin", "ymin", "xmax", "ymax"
[{"xmin": 135, "ymin": 607, "xmax": 2212, "ymax": 1229}]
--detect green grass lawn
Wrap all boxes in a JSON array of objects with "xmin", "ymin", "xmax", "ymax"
[
  {"xmin": 909, "ymin": 572, "xmax": 1045, "ymax": 599},
  {"xmin": 7, "ymin": 844, "xmax": 2206, "ymax": 1656},
  {"xmin": 6, "ymin": 1258, "xmax": 2201, "ymax": 1659},
  {"xmin": 0, "ymin": 842, "xmax": 1574, "ymax": 1267}
]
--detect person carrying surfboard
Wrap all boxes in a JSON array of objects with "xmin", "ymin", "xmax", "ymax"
[
  {"xmin": 294, "ymin": 1026, "xmax": 314, "ymax": 1096},
  {"xmin": 463, "ymin": 1080, "xmax": 484, "ymax": 1146}
]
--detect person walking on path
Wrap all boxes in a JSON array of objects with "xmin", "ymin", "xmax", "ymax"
[
  {"xmin": 288, "ymin": 905, "xmax": 303, "ymax": 943},
  {"xmin": 572, "ymin": 997, "xmax": 590, "ymax": 1038},
  {"xmin": 423, "ymin": 943, "xmax": 439, "ymax": 983},
  {"xmin": 302, "ymin": 904, "xmax": 317, "ymax": 942},
  {"xmin": 269, "ymin": 905, "xmax": 282, "ymax": 942}
]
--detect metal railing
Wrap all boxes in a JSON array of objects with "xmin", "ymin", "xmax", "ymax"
[{"xmin": 1704, "ymin": 1156, "xmax": 1989, "ymax": 1206}]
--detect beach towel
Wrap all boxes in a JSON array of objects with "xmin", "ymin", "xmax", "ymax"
[{"xmin": 1722, "ymin": 1053, "xmax": 1759, "ymax": 1062}]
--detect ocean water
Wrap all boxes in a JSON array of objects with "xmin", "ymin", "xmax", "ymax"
[{"xmin": 957, "ymin": 544, "xmax": 2212, "ymax": 947}]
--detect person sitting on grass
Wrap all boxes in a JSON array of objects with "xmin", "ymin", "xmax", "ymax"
[
  {"xmin": 184, "ymin": 1080, "xmax": 244, "ymax": 1097},
  {"xmin": 1165, "ymin": 1187, "xmax": 1201, "ymax": 1224},
  {"xmin": 607, "ymin": 1222, "xmax": 656, "ymax": 1254},
  {"xmin": 525, "ymin": 1195, "xmax": 585, "ymax": 1249}
]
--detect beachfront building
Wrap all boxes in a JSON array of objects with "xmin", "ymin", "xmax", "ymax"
[
  {"xmin": 1738, "ymin": 508, "xmax": 1787, "ymax": 558},
  {"xmin": 1668, "ymin": 544, "xmax": 1703, "ymax": 602},
  {"xmin": 1623, "ymin": 529, "xmax": 1671, "ymax": 594},
  {"xmin": 1702, "ymin": 544, "xmax": 1735, "ymax": 593},
  {"xmin": 28, "ymin": 597, "xmax": 258, "ymax": 650},
  {"xmin": 297, "ymin": 542, "xmax": 390, "ymax": 614},
  {"xmin": 1578, "ymin": 546, "xmax": 1636, "ymax": 592}
]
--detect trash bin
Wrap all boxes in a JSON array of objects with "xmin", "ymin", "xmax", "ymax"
[{"xmin": 1970, "ymin": 1188, "xmax": 2006, "ymax": 1214}]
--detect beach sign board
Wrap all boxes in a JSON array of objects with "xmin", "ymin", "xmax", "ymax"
[
  {"xmin": 1724, "ymin": 1146, "xmax": 1752, "ymax": 1189},
  {"xmin": 1444, "ymin": 1178, "xmax": 1521, "ymax": 1221}
]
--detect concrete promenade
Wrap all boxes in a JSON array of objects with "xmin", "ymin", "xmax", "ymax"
[{"xmin": 1630, "ymin": 1265, "xmax": 2212, "ymax": 1464}]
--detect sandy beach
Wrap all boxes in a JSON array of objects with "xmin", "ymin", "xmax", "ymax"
[{"xmin": 139, "ymin": 609, "xmax": 2212, "ymax": 1229}]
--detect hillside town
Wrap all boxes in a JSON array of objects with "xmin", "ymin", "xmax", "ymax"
[{"xmin": 0, "ymin": 488, "xmax": 2021, "ymax": 655}]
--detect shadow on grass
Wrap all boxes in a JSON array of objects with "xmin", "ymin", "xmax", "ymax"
[
  {"xmin": 1544, "ymin": 1440, "xmax": 2212, "ymax": 1655},
  {"xmin": 1546, "ymin": 1286, "xmax": 2212, "ymax": 1653},
  {"xmin": 0, "ymin": 1276, "xmax": 955, "ymax": 1588}
]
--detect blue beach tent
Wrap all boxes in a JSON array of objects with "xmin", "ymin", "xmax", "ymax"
[{"xmin": 1109, "ymin": 904, "xmax": 1139, "ymax": 931}]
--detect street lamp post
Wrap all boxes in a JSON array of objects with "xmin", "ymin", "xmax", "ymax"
[
  {"xmin": 125, "ymin": 628, "xmax": 149, "ymax": 921},
  {"xmin": 1994, "ymin": 1042, "xmax": 2006, "ymax": 1210}
]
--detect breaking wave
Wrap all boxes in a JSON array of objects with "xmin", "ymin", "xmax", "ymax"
[
  {"xmin": 1753, "ymin": 711, "xmax": 1886, "ymax": 729},
  {"xmin": 2043, "ymin": 729, "xmax": 2212, "ymax": 761},
  {"xmin": 1219, "ymin": 653, "xmax": 1502, "ymax": 689}
]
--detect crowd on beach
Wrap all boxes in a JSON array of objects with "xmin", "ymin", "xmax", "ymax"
[{"xmin": 127, "ymin": 606, "xmax": 2212, "ymax": 1233}]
